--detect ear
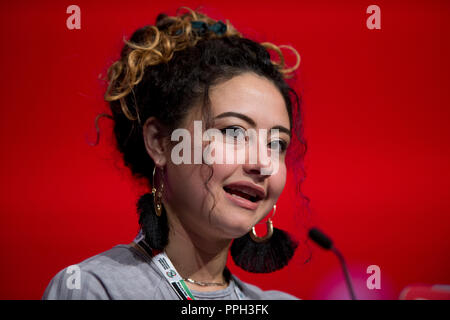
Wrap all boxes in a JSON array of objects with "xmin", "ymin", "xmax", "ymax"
[{"xmin": 143, "ymin": 117, "xmax": 170, "ymax": 167}]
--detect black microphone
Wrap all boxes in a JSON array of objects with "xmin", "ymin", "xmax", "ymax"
[{"xmin": 308, "ymin": 227, "xmax": 357, "ymax": 300}]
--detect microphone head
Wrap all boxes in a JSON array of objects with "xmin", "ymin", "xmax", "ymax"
[{"xmin": 308, "ymin": 227, "xmax": 333, "ymax": 250}]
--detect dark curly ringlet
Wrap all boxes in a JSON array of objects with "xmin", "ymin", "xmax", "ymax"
[{"xmin": 98, "ymin": 7, "xmax": 309, "ymax": 257}]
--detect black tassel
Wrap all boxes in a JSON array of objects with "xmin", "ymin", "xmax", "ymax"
[
  {"xmin": 230, "ymin": 228, "xmax": 298, "ymax": 273},
  {"xmin": 136, "ymin": 193, "xmax": 169, "ymax": 250}
]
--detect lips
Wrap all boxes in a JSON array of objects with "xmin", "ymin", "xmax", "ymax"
[{"xmin": 223, "ymin": 181, "xmax": 266, "ymax": 210}]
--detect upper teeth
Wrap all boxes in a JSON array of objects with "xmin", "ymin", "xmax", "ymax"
[{"xmin": 229, "ymin": 186, "xmax": 258, "ymax": 198}]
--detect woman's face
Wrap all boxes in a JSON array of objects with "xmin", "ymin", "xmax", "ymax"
[{"xmin": 162, "ymin": 72, "xmax": 291, "ymax": 241}]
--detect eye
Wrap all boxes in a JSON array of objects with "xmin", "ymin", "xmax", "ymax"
[
  {"xmin": 268, "ymin": 139, "xmax": 288, "ymax": 153},
  {"xmin": 220, "ymin": 126, "xmax": 247, "ymax": 142}
]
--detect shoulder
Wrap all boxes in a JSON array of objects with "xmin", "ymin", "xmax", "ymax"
[
  {"xmin": 70, "ymin": 244, "xmax": 148, "ymax": 277},
  {"xmin": 42, "ymin": 245, "xmax": 165, "ymax": 300},
  {"xmin": 231, "ymin": 274, "xmax": 300, "ymax": 300}
]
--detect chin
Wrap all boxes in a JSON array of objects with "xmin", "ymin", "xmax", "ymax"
[
  {"xmin": 211, "ymin": 200, "xmax": 265, "ymax": 239},
  {"xmin": 215, "ymin": 217, "xmax": 254, "ymax": 240}
]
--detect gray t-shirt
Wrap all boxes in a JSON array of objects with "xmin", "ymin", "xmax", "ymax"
[{"xmin": 42, "ymin": 244, "xmax": 299, "ymax": 300}]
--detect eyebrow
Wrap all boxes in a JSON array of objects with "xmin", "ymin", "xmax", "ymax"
[{"xmin": 214, "ymin": 111, "xmax": 291, "ymax": 137}]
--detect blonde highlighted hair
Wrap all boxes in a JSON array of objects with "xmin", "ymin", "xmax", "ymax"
[{"xmin": 103, "ymin": 6, "xmax": 301, "ymax": 123}]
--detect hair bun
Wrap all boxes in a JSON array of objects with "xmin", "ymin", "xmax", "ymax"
[
  {"xmin": 156, "ymin": 13, "xmax": 168, "ymax": 22},
  {"xmin": 155, "ymin": 13, "xmax": 173, "ymax": 30}
]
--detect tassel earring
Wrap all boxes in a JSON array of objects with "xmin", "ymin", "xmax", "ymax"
[
  {"xmin": 136, "ymin": 166, "xmax": 169, "ymax": 251},
  {"xmin": 230, "ymin": 205, "xmax": 298, "ymax": 273}
]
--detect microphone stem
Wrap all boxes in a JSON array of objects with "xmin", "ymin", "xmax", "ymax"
[{"xmin": 331, "ymin": 247, "xmax": 357, "ymax": 300}]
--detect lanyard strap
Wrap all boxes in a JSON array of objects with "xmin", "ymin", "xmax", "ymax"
[
  {"xmin": 154, "ymin": 251, "xmax": 196, "ymax": 300},
  {"xmin": 133, "ymin": 231, "xmax": 244, "ymax": 300},
  {"xmin": 133, "ymin": 231, "xmax": 195, "ymax": 300}
]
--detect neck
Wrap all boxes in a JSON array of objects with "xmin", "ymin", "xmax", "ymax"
[{"xmin": 164, "ymin": 213, "xmax": 232, "ymax": 292}]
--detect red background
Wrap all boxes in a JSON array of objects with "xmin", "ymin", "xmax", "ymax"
[{"xmin": 1, "ymin": 0, "xmax": 449, "ymax": 300}]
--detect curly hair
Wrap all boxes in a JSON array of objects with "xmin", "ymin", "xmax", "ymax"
[
  {"xmin": 104, "ymin": 7, "xmax": 300, "ymax": 122},
  {"xmin": 96, "ymin": 6, "xmax": 309, "ymax": 253}
]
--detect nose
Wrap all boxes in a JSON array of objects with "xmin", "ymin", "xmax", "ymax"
[{"xmin": 243, "ymin": 161, "xmax": 272, "ymax": 176}]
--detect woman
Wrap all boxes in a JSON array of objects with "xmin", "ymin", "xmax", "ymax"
[{"xmin": 43, "ymin": 6, "xmax": 308, "ymax": 300}]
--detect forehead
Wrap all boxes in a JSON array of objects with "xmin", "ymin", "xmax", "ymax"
[{"xmin": 209, "ymin": 72, "xmax": 290, "ymax": 129}]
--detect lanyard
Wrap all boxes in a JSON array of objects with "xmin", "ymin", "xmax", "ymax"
[{"xmin": 133, "ymin": 231, "xmax": 245, "ymax": 300}]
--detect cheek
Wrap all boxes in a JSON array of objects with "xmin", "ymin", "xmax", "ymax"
[
  {"xmin": 203, "ymin": 140, "xmax": 241, "ymax": 186},
  {"xmin": 207, "ymin": 162, "xmax": 239, "ymax": 191},
  {"xmin": 165, "ymin": 164, "xmax": 205, "ymax": 201},
  {"xmin": 165, "ymin": 161, "xmax": 235, "ymax": 209},
  {"xmin": 203, "ymin": 138, "xmax": 244, "ymax": 165},
  {"xmin": 268, "ymin": 163, "xmax": 287, "ymax": 200}
]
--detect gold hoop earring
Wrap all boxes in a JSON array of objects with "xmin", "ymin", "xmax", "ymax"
[
  {"xmin": 250, "ymin": 205, "xmax": 276, "ymax": 243},
  {"xmin": 152, "ymin": 166, "xmax": 164, "ymax": 217}
]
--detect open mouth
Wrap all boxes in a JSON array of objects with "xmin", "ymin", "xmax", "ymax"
[
  {"xmin": 223, "ymin": 186, "xmax": 260, "ymax": 202},
  {"xmin": 222, "ymin": 183, "xmax": 265, "ymax": 203}
]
